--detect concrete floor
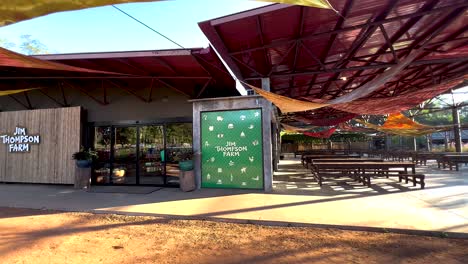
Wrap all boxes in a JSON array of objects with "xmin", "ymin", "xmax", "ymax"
[{"xmin": 0, "ymin": 157, "xmax": 466, "ymax": 234}]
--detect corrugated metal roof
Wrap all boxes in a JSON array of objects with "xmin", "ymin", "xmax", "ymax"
[
  {"xmin": 199, "ymin": 1, "xmax": 467, "ymax": 102},
  {"xmin": 0, "ymin": 47, "xmax": 238, "ymax": 99}
]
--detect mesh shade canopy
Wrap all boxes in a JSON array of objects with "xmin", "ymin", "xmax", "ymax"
[
  {"xmin": 254, "ymin": 74, "xmax": 466, "ymax": 115},
  {"xmin": 0, "ymin": 0, "xmax": 334, "ymax": 27},
  {"xmin": 250, "ymin": 86, "xmax": 329, "ymax": 113},
  {"xmin": 281, "ymin": 123, "xmax": 318, "ymax": 132},
  {"xmin": 328, "ymin": 76, "xmax": 467, "ymax": 115},
  {"xmin": 303, "ymin": 127, "xmax": 336, "ymax": 138},
  {"xmin": 258, "ymin": 0, "xmax": 334, "ymax": 9},
  {"xmin": 357, "ymin": 113, "xmax": 452, "ymax": 136},
  {"xmin": 0, "ymin": 0, "xmax": 158, "ymax": 26},
  {"xmin": 0, "ymin": 88, "xmax": 38, "ymax": 96},
  {"xmin": 293, "ymin": 113, "xmax": 356, "ymax": 126}
]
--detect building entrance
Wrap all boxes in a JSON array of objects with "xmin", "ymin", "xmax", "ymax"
[{"xmin": 91, "ymin": 123, "xmax": 192, "ymax": 187}]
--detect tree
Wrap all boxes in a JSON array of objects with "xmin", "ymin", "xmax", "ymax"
[
  {"xmin": 0, "ymin": 34, "xmax": 50, "ymax": 55},
  {"xmin": 19, "ymin": 35, "xmax": 49, "ymax": 55},
  {"xmin": 0, "ymin": 37, "xmax": 15, "ymax": 49}
]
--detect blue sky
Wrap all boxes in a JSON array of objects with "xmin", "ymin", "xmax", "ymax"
[{"xmin": 0, "ymin": 0, "xmax": 271, "ymax": 54}]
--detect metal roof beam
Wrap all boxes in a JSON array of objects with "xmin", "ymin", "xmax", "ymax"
[
  {"xmin": 195, "ymin": 78, "xmax": 212, "ymax": 99},
  {"xmin": 106, "ymin": 79, "xmax": 149, "ymax": 103},
  {"xmin": 319, "ymin": 0, "xmax": 399, "ymax": 98},
  {"xmin": 289, "ymin": 6, "xmax": 306, "ymax": 97},
  {"xmin": 8, "ymin": 94, "xmax": 30, "ymax": 109},
  {"xmin": 266, "ymin": 42, "xmax": 296, "ymax": 76},
  {"xmin": 63, "ymin": 81, "xmax": 108, "ymax": 106},
  {"xmin": 154, "ymin": 78, "xmax": 191, "ymax": 97},
  {"xmin": 379, "ymin": 24, "xmax": 399, "ymax": 63},
  {"xmin": 231, "ymin": 55, "xmax": 265, "ymax": 77},
  {"xmin": 365, "ymin": 8, "xmax": 467, "ymax": 96},
  {"xmin": 334, "ymin": 0, "xmax": 443, "ymax": 96},
  {"xmin": 34, "ymin": 49, "xmax": 193, "ymax": 60},
  {"xmin": 228, "ymin": 2, "xmax": 468, "ymax": 56},
  {"xmin": 38, "ymin": 89, "xmax": 67, "ymax": 107},
  {"xmin": 246, "ymin": 57, "xmax": 468, "ymax": 80},
  {"xmin": 0, "ymin": 76, "xmax": 212, "ymax": 80},
  {"xmin": 256, "ymin": 15, "xmax": 271, "ymax": 72},
  {"xmin": 318, "ymin": 0, "xmax": 355, "ymax": 66}
]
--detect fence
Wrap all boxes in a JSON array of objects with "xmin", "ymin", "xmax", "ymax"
[{"xmin": 281, "ymin": 141, "xmax": 370, "ymax": 153}]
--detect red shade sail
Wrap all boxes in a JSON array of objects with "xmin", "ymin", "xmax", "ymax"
[
  {"xmin": 294, "ymin": 113, "xmax": 356, "ymax": 126},
  {"xmin": 303, "ymin": 127, "xmax": 336, "ymax": 138}
]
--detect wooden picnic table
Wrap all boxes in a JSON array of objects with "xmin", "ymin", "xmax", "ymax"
[
  {"xmin": 311, "ymin": 161, "xmax": 423, "ymax": 188},
  {"xmin": 313, "ymin": 161, "xmax": 416, "ymax": 174},
  {"xmin": 441, "ymin": 154, "xmax": 468, "ymax": 171},
  {"xmin": 310, "ymin": 158, "xmax": 384, "ymax": 163},
  {"xmin": 413, "ymin": 152, "xmax": 445, "ymax": 165},
  {"xmin": 301, "ymin": 154, "xmax": 360, "ymax": 167}
]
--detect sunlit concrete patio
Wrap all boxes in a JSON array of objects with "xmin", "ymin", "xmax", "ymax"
[{"xmin": 0, "ymin": 156, "xmax": 466, "ymax": 235}]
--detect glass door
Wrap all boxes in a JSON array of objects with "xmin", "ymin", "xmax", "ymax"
[
  {"xmin": 112, "ymin": 127, "xmax": 137, "ymax": 185},
  {"xmin": 165, "ymin": 123, "xmax": 193, "ymax": 186},
  {"xmin": 93, "ymin": 127, "xmax": 112, "ymax": 184},
  {"xmin": 138, "ymin": 125, "xmax": 165, "ymax": 185},
  {"xmin": 90, "ymin": 122, "xmax": 192, "ymax": 186}
]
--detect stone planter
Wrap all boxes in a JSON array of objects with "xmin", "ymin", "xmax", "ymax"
[
  {"xmin": 76, "ymin": 160, "xmax": 92, "ymax": 168},
  {"xmin": 179, "ymin": 170, "xmax": 195, "ymax": 192},
  {"xmin": 74, "ymin": 167, "xmax": 91, "ymax": 190},
  {"xmin": 179, "ymin": 160, "xmax": 194, "ymax": 171}
]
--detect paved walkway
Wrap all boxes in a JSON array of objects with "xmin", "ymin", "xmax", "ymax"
[{"xmin": 0, "ymin": 157, "xmax": 466, "ymax": 234}]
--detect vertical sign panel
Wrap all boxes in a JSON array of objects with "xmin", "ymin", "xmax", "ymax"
[{"xmin": 201, "ymin": 109, "xmax": 263, "ymax": 189}]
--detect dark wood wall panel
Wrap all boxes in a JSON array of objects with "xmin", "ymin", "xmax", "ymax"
[{"xmin": 0, "ymin": 107, "xmax": 81, "ymax": 184}]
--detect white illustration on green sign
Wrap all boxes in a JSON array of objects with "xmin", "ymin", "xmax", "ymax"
[{"xmin": 201, "ymin": 109, "xmax": 263, "ymax": 189}]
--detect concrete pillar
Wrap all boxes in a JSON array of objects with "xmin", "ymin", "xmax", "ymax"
[
  {"xmin": 261, "ymin": 78, "xmax": 273, "ymax": 190},
  {"xmin": 278, "ymin": 124, "xmax": 282, "ymax": 159},
  {"xmin": 452, "ymin": 107, "xmax": 463, "ymax": 153},
  {"xmin": 191, "ymin": 95, "xmax": 274, "ymax": 191},
  {"xmin": 272, "ymin": 123, "xmax": 278, "ymax": 172}
]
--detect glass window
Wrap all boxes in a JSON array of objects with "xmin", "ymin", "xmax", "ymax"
[
  {"xmin": 93, "ymin": 127, "xmax": 111, "ymax": 184},
  {"xmin": 139, "ymin": 125, "xmax": 165, "ymax": 184},
  {"xmin": 166, "ymin": 123, "xmax": 193, "ymax": 185}
]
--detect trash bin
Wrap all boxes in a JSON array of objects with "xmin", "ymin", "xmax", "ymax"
[{"xmin": 179, "ymin": 170, "xmax": 196, "ymax": 192}]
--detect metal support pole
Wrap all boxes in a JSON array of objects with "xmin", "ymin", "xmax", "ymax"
[
  {"xmin": 413, "ymin": 137, "xmax": 417, "ymax": 151},
  {"xmin": 426, "ymin": 135, "xmax": 431, "ymax": 152},
  {"xmin": 444, "ymin": 131, "xmax": 449, "ymax": 151},
  {"xmin": 452, "ymin": 107, "xmax": 463, "ymax": 153},
  {"xmin": 385, "ymin": 135, "xmax": 391, "ymax": 151}
]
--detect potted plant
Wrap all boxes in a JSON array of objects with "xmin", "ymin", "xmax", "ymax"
[
  {"xmin": 72, "ymin": 148, "xmax": 98, "ymax": 168},
  {"xmin": 177, "ymin": 149, "xmax": 194, "ymax": 171},
  {"xmin": 176, "ymin": 149, "xmax": 195, "ymax": 192}
]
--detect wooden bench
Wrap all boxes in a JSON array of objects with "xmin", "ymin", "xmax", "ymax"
[
  {"xmin": 313, "ymin": 169, "xmax": 425, "ymax": 189},
  {"xmin": 311, "ymin": 161, "xmax": 423, "ymax": 189},
  {"xmin": 444, "ymin": 155, "xmax": 468, "ymax": 171}
]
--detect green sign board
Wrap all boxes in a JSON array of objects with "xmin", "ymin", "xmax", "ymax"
[{"xmin": 201, "ymin": 109, "xmax": 263, "ymax": 189}]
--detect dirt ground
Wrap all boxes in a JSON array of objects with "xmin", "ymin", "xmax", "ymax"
[{"xmin": 0, "ymin": 207, "xmax": 466, "ymax": 264}]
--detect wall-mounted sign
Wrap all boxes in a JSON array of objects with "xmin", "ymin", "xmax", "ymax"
[
  {"xmin": 0, "ymin": 127, "xmax": 40, "ymax": 152},
  {"xmin": 201, "ymin": 109, "xmax": 263, "ymax": 189}
]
